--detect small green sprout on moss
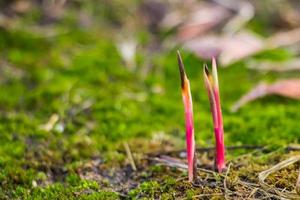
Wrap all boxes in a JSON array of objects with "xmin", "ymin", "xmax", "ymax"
[
  {"xmin": 177, "ymin": 51, "xmax": 197, "ymax": 182},
  {"xmin": 203, "ymin": 58, "xmax": 226, "ymax": 173}
]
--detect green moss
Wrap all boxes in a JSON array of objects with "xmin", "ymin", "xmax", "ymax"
[
  {"xmin": 129, "ymin": 181, "xmax": 161, "ymax": 199},
  {"xmin": 0, "ymin": 0, "xmax": 299, "ymax": 199},
  {"xmin": 79, "ymin": 191, "xmax": 119, "ymax": 200}
]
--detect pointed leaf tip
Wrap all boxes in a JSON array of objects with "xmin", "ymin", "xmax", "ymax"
[
  {"xmin": 203, "ymin": 64, "xmax": 218, "ymax": 127},
  {"xmin": 177, "ymin": 51, "xmax": 186, "ymax": 88},
  {"xmin": 203, "ymin": 64, "xmax": 211, "ymax": 84},
  {"xmin": 212, "ymin": 57, "xmax": 219, "ymax": 89},
  {"xmin": 203, "ymin": 64, "xmax": 209, "ymax": 76}
]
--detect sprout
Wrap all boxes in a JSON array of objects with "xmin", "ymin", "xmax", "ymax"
[
  {"xmin": 203, "ymin": 58, "xmax": 226, "ymax": 173},
  {"xmin": 177, "ymin": 51, "xmax": 197, "ymax": 182}
]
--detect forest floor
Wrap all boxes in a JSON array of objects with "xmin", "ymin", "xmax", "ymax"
[{"xmin": 0, "ymin": 0, "xmax": 300, "ymax": 199}]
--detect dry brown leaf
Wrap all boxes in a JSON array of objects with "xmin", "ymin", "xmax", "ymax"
[
  {"xmin": 184, "ymin": 27, "xmax": 300, "ymax": 66},
  {"xmin": 11, "ymin": 0, "xmax": 32, "ymax": 13},
  {"xmin": 248, "ymin": 59, "xmax": 300, "ymax": 72},
  {"xmin": 166, "ymin": 0, "xmax": 254, "ymax": 41},
  {"xmin": 266, "ymin": 27, "xmax": 300, "ymax": 49},
  {"xmin": 184, "ymin": 31, "xmax": 264, "ymax": 64},
  {"xmin": 219, "ymin": 32, "xmax": 263, "ymax": 65},
  {"xmin": 213, "ymin": 0, "xmax": 255, "ymax": 34},
  {"xmin": 176, "ymin": 4, "xmax": 230, "ymax": 41},
  {"xmin": 160, "ymin": 2, "xmax": 230, "ymax": 40},
  {"xmin": 41, "ymin": 0, "xmax": 67, "ymax": 24},
  {"xmin": 183, "ymin": 34, "xmax": 222, "ymax": 59},
  {"xmin": 140, "ymin": 0, "xmax": 167, "ymax": 33},
  {"xmin": 231, "ymin": 79, "xmax": 300, "ymax": 112},
  {"xmin": 278, "ymin": 2, "xmax": 300, "ymax": 28}
]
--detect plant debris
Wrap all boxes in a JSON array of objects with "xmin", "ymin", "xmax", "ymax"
[
  {"xmin": 258, "ymin": 156, "xmax": 300, "ymax": 199},
  {"xmin": 231, "ymin": 79, "xmax": 300, "ymax": 112},
  {"xmin": 75, "ymin": 146, "xmax": 300, "ymax": 199}
]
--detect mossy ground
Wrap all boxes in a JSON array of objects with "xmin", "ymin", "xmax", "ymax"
[{"xmin": 0, "ymin": 1, "xmax": 300, "ymax": 199}]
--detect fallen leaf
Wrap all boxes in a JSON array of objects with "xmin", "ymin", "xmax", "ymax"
[
  {"xmin": 278, "ymin": 2, "xmax": 300, "ymax": 28},
  {"xmin": 231, "ymin": 79, "xmax": 300, "ymax": 112},
  {"xmin": 160, "ymin": 2, "xmax": 230, "ymax": 40},
  {"xmin": 40, "ymin": 0, "xmax": 67, "ymax": 24},
  {"xmin": 268, "ymin": 79, "xmax": 300, "ymax": 98},
  {"xmin": 11, "ymin": 0, "xmax": 32, "ymax": 14},
  {"xmin": 140, "ymin": 0, "xmax": 167, "ymax": 33},
  {"xmin": 0, "ymin": 14, "xmax": 16, "ymax": 28},
  {"xmin": 176, "ymin": 3, "xmax": 230, "ymax": 41},
  {"xmin": 214, "ymin": 0, "xmax": 255, "ymax": 34},
  {"xmin": 152, "ymin": 155, "xmax": 188, "ymax": 170},
  {"xmin": 266, "ymin": 27, "xmax": 300, "ymax": 48},
  {"xmin": 219, "ymin": 32, "xmax": 263, "ymax": 65},
  {"xmin": 248, "ymin": 59, "xmax": 300, "ymax": 72},
  {"xmin": 173, "ymin": 0, "xmax": 300, "ymax": 66},
  {"xmin": 184, "ymin": 31, "xmax": 264, "ymax": 64},
  {"xmin": 185, "ymin": 26, "xmax": 300, "ymax": 66}
]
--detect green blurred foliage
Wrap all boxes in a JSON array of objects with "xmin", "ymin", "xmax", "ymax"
[{"xmin": 0, "ymin": 0, "xmax": 299, "ymax": 198}]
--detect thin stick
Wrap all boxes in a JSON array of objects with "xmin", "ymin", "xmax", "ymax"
[
  {"xmin": 258, "ymin": 156, "xmax": 300, "ymax": 199},
  {"xmin": 247, "ymin": 187, "xmax": 258, "ymax": 198},
  {"xmin": 123, "ymin": 142, "xmax": 137, "ymax": 171},
  {"xmin": 286, "ymin": 145, "xmax": 300, "ymax": 151},
  {"xmin": 149, "ymin": 145, "xmax": 264, "ymax": 157},
  {"xmin": 296, "ymin": 168, "xmax": 300, "ymax": 195},
  {"xmin": 224, "ymin": 163, "xmax": 232, "ymax": 200},
  {"xmin": 179, "ymin": 192, "xmax": 227, "ymax": 200}
]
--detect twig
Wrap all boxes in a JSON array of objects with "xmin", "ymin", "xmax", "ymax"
[
  {"xmin": 247, "ymin": 187, "xmax": 258, "ymax": 199},
  {"xmin": 296, "ymin": 168, "xmax": 300, "ymax": 195},
  {"xmin": 149, "ymin": 156, "xmax": 188, "ymax": 171},
  {"xmin": 150, "ymin": 155, "xmax": 230, "ymax": 183},
  {"xmin": 212, "ymin": 0, "xmax": 254, "ymax": 34},
  {"xmin": 123, "ymin": 142, "xmax": 137, "ymax": 171},
  {"xmin": 150, "ymin": 155, "xmax": 225, "ymax": 178},
  {"xmin": 257, "ymin": 188, "xmax": 285, "ymax": 199},
  {"xmin": 229, "ymin": 146, "xmax": 268, "ymax": 163},
  {"xmin": 239, "ymin": 180, "xmax": 259, "ymax": 187},
  {"xmin": 39, "ymin": 114, "xmax": 59, "ymax": 132},
  {"xmin": 258, "ymin": 156, "xmax": 300, "ymax": 199},
  {"xmin": 150, "ymin": 153, "xmax": 300, "ymax": 199},
  {"xmin": 149, "ymin": 145, "xmax": 264, "ymax": 157},
  {"xmin": 179, "ymin": 192, "xmax": 227, "ymax": 200},
  {"xmin": 248, "ymin": 59, "xmax": 300, "ymax": 72},
  {"xmin": 224, "ymin": 163, "xmax": 232, "ymax": 200},
  {"xmin": 181, "ymin": 191, "xmax": 245, "ymax": 200},
  {"xmin": 238, "ymin": 180, "xmax": 283, "ymax": 199},
  {"xmin": 198, "ymin": 167, "xmax": 221, "ymax": 176},
  {"xmin": 286, "ymin": 145, "xmax": 300, "ymax": 151}
]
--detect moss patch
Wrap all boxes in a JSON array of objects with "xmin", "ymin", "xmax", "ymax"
[{"xmin": 0, "ymin": 1, "xmax": 300, "ymax": 199}]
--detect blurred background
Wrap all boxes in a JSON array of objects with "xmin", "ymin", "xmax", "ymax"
[{"xmin": 0, "ymin": 0, "xmax": 300, "ymax": 198}]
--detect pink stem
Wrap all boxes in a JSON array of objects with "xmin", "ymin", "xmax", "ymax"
[
  {"xmin": 213, "ymin": 90, "xmax": 226, "ymax": 172},
  {"xmin": 177, "ymin": 51, "xmax": 197, "ymax": 182},
  {"xmin": 203, "ymin": 60, "xmax": 226, "ymax": 173},
  {"xmin": 182, "ymin": 84, "xmax": 196, "ymax": 182},
  {"xmin": 214, "ymin": 127, "xmax": 225, "ymax": 172}
]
